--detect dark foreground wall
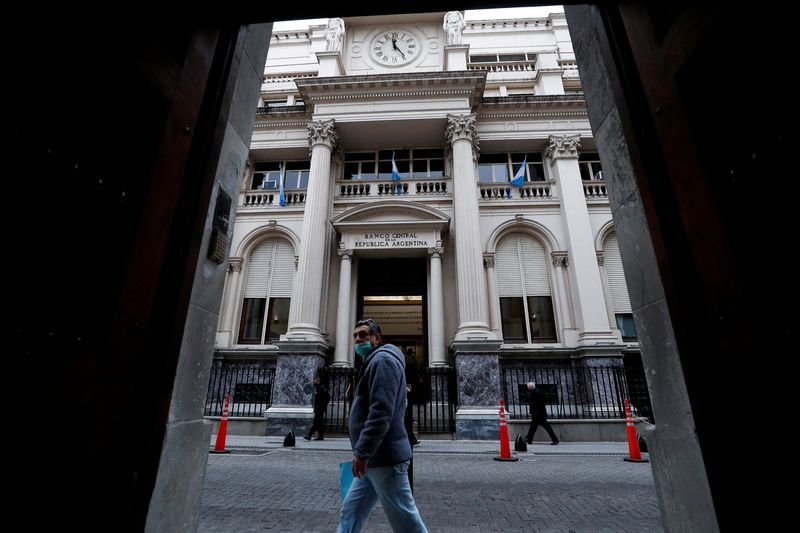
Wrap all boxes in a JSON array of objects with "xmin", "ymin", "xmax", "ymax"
[{"xmin": 565, "ymin": 4, "xmax": 793, "ymax": 531}]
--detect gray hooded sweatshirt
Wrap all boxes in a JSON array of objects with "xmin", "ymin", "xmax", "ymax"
[{"xmin": 349, "ymin": 343, "xmax": 412, "ymax": 467}]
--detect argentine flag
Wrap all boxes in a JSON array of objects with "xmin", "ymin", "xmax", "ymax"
[
  {"xmin": 278, "ymin": 162, "xmax": 286, "ymax": 206},
  {"xmin": 391, "ymin": 151, "xmax": 401, "ymax": 181},
  {"xmin": 510, "ymin": 156, "xmax": 527, "ymax": 187}
]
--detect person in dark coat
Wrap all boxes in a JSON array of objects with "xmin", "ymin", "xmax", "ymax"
[
  {"xmin": 525, "ymin": 381, "xmax": 559, "ymax": 445},
  {"xmin": 303, "ymin": 372, "xmax": 330, "ymax": 441}
]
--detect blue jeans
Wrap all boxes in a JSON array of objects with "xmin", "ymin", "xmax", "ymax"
[{"xmin": 337, "ymin": 460, "xmax": 427, "ymax": 533}]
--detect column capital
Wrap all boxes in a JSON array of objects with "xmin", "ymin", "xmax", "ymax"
[
  {"xmin": 428, "ymin": 247, "xmax": 443, "ymax": 258},
  {"xmin": 445, "ymin": 113, "xmax": 480, "ymax": 156},
  {"xmin": 596, "ymin": 252, "xmax": 605, "ymax": 267},
  {"xmin": 545, "ymin": 134, "xmax": 581, "ymax": 164},
  {"xmin": 337, "ymin": 246, "xmax": 353, "ymax": 259},
  {"xmin": 228, "ymin": 258, "xmax": 243, "ymax": 272},
  {"xmin": 552, "ymin": 251, "xmax": 569, "ymax": 268},
  {"xmin": 483, "ymin": 253, "xmax": 495, "ymax": 269},
  {"xmin": 307, "ymin": 119, "xmax": 339, "ymax": 152}
]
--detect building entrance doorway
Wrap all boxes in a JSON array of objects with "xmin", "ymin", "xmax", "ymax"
[{"xmin": 356, "ymin": 257, "xmax": 427, "ymax": 371}]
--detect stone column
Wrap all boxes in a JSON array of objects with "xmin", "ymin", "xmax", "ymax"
[
  {"xmin": 333, "ymin": 246, "xmax": 353, "ymax": 367},
  {"xmin": 551, "ymin": 252, "xmax": 575, "ymax": 342},
  {"xmin": 428, "ymin": 242, "xmax": 446, "ymax": 367},
  {"xmin": 547, "ymin": 135, "xmax": 615, "ymax": 345},
  {"xmin": 483, "ymin": 253, "xmax": 502, "ymax": 338},
  {"xmin": 217, "ymin": 258, "xmax": 243, "ymax": 347},
  {"xmin": 596, "ymin": 252, "xmax": 618, "ymax": 333},
  {"xmin": 446, "ymin": 114, "xmax": 492, "ymax": 340},
  {"xmin": 286, "ymin": 119, "xmax": 338, "ymax": 343}
]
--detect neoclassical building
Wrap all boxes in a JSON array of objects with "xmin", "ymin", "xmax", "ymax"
[{"xmin": 210, "ymin": 10, "xmax": 644, "ymax": 439}]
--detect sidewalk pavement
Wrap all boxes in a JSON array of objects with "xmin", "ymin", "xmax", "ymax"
[{"xmin": 210, "ymin": 435, "xmax": 637, "ymax": 456}]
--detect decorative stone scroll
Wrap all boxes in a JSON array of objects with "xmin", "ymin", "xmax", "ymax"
[
  {"xmin": 307, "ymin": 119, "xmax": 339, "ymax": 151},
  {"xmin": 545, "ymin": 134, "xmax": 581, "ymax": 163}
]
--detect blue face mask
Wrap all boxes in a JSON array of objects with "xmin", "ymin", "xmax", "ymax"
[{"xmin": 354, "ymin": 340, "xmax": 374, "ymax": 358}]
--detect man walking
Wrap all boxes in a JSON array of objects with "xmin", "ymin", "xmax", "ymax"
[
  {"xmin": 337, "ymin": 318, "xmax": 427, "ymax": 533},
  {"xmin": 525, "ymin": 381, "xmax": 560, "ymax": 445}
]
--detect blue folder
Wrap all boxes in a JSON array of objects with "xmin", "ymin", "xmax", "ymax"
[{"xmin": 339, "ymin": 460, "xmax": 355, "ymax": 500}]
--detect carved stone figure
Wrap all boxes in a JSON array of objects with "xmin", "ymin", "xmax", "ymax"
[
  {"xmin": 443, "ymin": 11, "xmax": 466, "ymax": 45},
  {"xmin": 324, "ymin": 18, "xmax": 344, "ymax": 52}
]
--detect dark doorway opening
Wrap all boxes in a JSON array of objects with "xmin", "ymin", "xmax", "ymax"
[{"xmin": 356, "ymin": 257, "xmax": 428, "ymax": 370}]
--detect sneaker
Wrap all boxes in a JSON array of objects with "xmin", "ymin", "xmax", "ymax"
[
  {"xmin": 550, "ymin": 440, "xmax": 559, "ymax": 445},
  {"xmin": 525, "ymin": 439, "xmax": 532, "ymax": 445},
  {"xmin": 313, "ymin": 436, "xmax": 324, "ymax": 441},
  {"xmin": 412, "ymin": 440, "xmax": 420, "ymax": 447},
  {"xmin": 302, "ymin": 434, "xmax": 311, "ymax": 441}
]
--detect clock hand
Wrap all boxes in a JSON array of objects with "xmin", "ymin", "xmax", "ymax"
[{"xmin": 391, "ymin": 39, "xmax": 405, "ymax": 58}]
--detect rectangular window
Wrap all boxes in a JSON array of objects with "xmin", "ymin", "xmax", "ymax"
[
  {"xmin": 266, "ymin": 298, "xmax": 291, "ymax": 340},
  {"xmin": 238, "ymin": 298, "xmax": 266, "ymax": 344},
  {"xmin": 527, "ymin": 296, "xmax": 557, "ymax": 342},
  {"xmin": 579, "ymin": 153, "xmax": 603, "ymax": 180},
  {"xmin": 478, "ymin": 153, "xmax": 510, "ymax": 183},
  {"xmin": 253, "ymin": 161, "xmax": 310, "ymax": 189},
  {"xmin": 500, "ymin": 297, "xmax": 527, "ymax": 341},
  {"xmin": 615, "ymin": 313, "xmax": 637, "ymax": 340}
]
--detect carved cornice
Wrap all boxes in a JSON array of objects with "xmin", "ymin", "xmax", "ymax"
[
  {"xmin": 478, "ymin": 111, "xmax": 588, "ymax": 120},
  {"xmin": 228, "ymin": 258, "xmax": 243, "ymax": 273},
  {"xmin": 255, "ymin": 120, "xmax": 309, "ymax": 130},
  {"xmin": 545, "ymin": 134, "xmax": 581, "ymax": 163},
  {"xmin": 307, "ymin": 119, "xmax": 339, "ymax": 151},
  {"xmin": 551, "ymin": 252, "xmax": 569, "ymax": 268},
  {"xmin": 446, "ymin": 113, "xmax": 480, "ymax": 156}
]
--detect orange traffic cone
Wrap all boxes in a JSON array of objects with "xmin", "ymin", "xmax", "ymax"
[
  {"xmin": 494, "ymin": 400, "xmax": 519, "ymax": 462},
  {"xmin": 623, "ymin": 399, "xmax": 648, "ymax": 463},
  {"xmin": 210, "ymin": 393, "xmax": 231, "ymax": 454}
]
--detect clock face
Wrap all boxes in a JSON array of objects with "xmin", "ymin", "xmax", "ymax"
[{"xmin": 370, "ymin": 29, "xmax": 420, "ymax": 66}]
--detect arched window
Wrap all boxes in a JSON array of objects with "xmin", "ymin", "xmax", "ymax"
[
  {"xmin": 603, "ymin": 232, "xmax": 636, "ymax": 340},
  {"xmin": 238, "ymin": 237, "xmax": 294, "ymax": 344},
  {"xmin": 495, "ymin": 232, "xmax": 557, "ymax": 343}
]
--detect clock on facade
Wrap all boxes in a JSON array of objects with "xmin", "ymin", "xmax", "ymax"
[{"xmin": 369, "ymin": 29, "xmax": 420, "ymax": 66}]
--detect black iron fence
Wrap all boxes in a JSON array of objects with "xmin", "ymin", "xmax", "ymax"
[
  {"xmin": 411, "ymin": 367, "xmax": 457, "ymax": 433},
  {"xmin": 500, "ymin": 360, "xmax": 653, "ymax": 422},
  {"xmin": 324, "ymin": 367, "xmax": 357, "ymax": 433},
  {"xmin": 205, "ymin": 359, "xmax": 276, "ymax": 417},
  {"xmin": 324, "ymin": 366, "xmax": 457, "ymax": 434}
]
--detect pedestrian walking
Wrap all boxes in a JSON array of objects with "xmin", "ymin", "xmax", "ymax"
[
  {"xmin": 303, "ymin": 372, "xmax": 330, "ymax": 441},
  {"xmin": 337, "ymin": 318, "xmax": 427, "ymax": 533},
  {"xmin": 525, "ymin": 381, "xmax": 560, "ymax": 445}
]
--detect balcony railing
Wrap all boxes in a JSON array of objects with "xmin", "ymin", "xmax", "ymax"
[
  {"xmin": 336, "ymin": 178, "xmax": 450, "ymax": 199},
  {"xmin": 468, "ymin": 60, "xmax": 537, "ymax": 73},
  {"xmin": 479, "ymin": 181, "xmax": 554, "ymax": 200},
  {"xmin": 242, "ymin": 190, "xmax": 306, "ymax": 207},
  {"xmin": 583, "ymin": 180, "xmax": 608, "ymax": 198}
]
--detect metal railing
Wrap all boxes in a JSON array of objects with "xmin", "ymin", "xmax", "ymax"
[
  {"xmin": 411, "ymin": 367, "xmax": 457, "ymax": 433},
  {"xmin": 324, "ymin": 367, "xmax": 357, "ymax": 433},
  {"xmin": 324, "ymin": 366, "xmax": 457, "ymax": 434},
  {"xmin": 204, "ymin": 359, "xmax": 276, "ymax": 417},
  {"xmin": 500, "ymin": 360, "xmax": 652, "ymax": 421}
]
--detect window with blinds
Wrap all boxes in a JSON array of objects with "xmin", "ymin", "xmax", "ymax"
[
  {"xmin": 495, "ymin": 232, "xmax": 557, "ymax": 343},
  {"xmin": 603, "ymin": 232, "xmax": 637, "ymax": 340},
  {"xmin": 238, "ymin": 237, "xmax": 295, "ymax": 344}
]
